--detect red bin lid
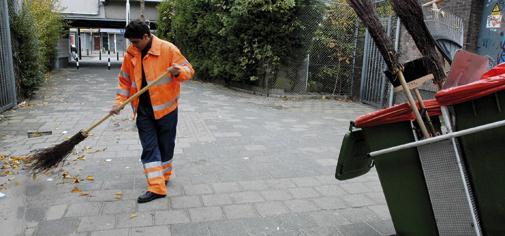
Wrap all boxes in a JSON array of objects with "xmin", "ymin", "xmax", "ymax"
[
  {"xmin": 355, "ymin": 99, "xmax": 441, "ymax": 128},
  {"xmin": 436, "ymin": 64, "xmax": 505, "ymax": 106}
]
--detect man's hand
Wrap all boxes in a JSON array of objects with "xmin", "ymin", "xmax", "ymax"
[
  {"xmin": 168, "ymin": 64, "xmax": 181, "ymax": 77},
  {"xmin": 110, "ymin": 104, "xmax": 123, "ymax": 115}
]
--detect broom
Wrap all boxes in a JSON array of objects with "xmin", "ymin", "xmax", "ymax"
[
  {"xmin": 347, "ymin": 0, "xmax": 431, "ymax": 138},
  {"xmin": 29, "ymin": 71, "xmax": 173, "ymax": 173},
  {"xmin": 390, "ymin": 0, "xmax": 446, "ymax": 89}
]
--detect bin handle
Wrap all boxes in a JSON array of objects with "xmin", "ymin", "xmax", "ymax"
[
  {"xmin": 368, "ymin": 118, "xmax": 505, "ymax": 157},
  {"xmin": 349, "ymin": 121, "xmax": 357, "ymax": 132}
]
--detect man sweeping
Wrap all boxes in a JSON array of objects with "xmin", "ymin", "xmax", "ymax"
[{"xmin": 110, "ymin": 20, "xmax": 194, "ymax": 203}]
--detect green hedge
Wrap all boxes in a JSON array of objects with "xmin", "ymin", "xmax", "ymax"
[
  {"xmin": 30, "ymin": 0, "xmax": 64, "ymax": 72},
  {"xmin": 8, "ymin": 0, "xmax": 63, "ymax": 98},
  {"xmin": 157, "ymin": 0, "xmax": 324, "ymax": 84}
]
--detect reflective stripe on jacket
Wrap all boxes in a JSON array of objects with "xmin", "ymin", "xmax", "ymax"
[{"xmin": 115, "ymin": 35, "xmax": 194, "ymax": 119}]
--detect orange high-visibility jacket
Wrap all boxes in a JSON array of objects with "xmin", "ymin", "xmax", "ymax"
[{"xmin": 115, "ymin": 35, "xmax": 194, "ymax": 119}]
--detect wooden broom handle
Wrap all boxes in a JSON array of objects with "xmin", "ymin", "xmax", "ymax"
[
  {"xmin": 398, "ymin": 71, "xmax": 431, "ymax": 138},
  {"xmin": 83, "ymin": 71, "xmax": 172, "ymax": 134}
]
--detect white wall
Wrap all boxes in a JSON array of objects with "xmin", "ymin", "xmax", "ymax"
[{"xmin": 57, "ymin": 0, "xmax": 100, "ymax": 15}]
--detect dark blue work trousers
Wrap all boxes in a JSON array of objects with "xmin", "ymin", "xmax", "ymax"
[{"xmin": 136, "ymin": 104, "xmax": 177, "ymax": 194}]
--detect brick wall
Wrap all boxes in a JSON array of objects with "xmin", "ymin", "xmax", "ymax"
[{"xmin": 438, "ymin": 0, "xmax": 485, "ymax": 52}]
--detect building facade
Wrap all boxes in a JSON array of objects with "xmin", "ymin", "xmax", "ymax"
[{"xmin": 55, "ymin": 0, "xmax": 161, "ymax": 68}]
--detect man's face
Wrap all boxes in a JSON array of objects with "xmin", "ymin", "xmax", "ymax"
[{"xmin": 128, "ymin": 34, "xmax": 150, "ymax": 51}]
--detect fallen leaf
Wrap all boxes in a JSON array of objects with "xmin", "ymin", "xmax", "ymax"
[
  {"xmin": 79, "ymin": 192, "xmax": 90, "ymax": 196},
  {"xmin": 1, "ymin": 170, "xmax": 14, "ymax": 176},
  {"xmin": 62, "ymin": 171, "xmax": 70, "ymax": 179},
  {"xmin": 71, "ymin": 187, "xmax": 81, "ymax": 193},
  {"xmin": 114, "ymin": 191, "xmax": 123, "ymax": 200},
  {"xmin": 129, "ymin": 213, "xmax": 137, "ymax": 219},
  {"xmin": 32, "ymin": 173, "xmax": 37, "ymax": 180},
  {"xmin": 77, "ymin": 155, "xmax": 86, "ymax": 161},
  {"xmin": 73, "ymin": 178, "xmax": 80, "ymax": 184},
  {"xmin": 86, "ymin": 176, "xmax": 94, "ymax": 181}
]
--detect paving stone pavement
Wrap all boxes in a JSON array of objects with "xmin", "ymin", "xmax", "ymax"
[{"xmin": 0, "ymin": 67, "xmax": 394, "ymax": 236}]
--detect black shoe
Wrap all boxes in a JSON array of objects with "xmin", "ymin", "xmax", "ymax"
[{"xmin": 137, "ymin": 191, "xmax": 166, "ymax": 203}]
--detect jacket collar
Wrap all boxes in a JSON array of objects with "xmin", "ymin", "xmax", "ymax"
[{"xmin": 127, "ymin": 35, "xmax": 161, "ymax": 57}]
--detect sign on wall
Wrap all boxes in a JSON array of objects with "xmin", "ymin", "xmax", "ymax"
[{"xmin": 487, "ymin": 3, "xmax": 502, "ymax": 28}]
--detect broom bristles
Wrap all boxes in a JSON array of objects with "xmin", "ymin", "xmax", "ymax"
[
  {"xmin": 347, "ymin": 0, "xmax": 401, "ymax": 74},
  {"xmin": 390, "ymin": 0, "xmax": 446, "ymax": 88},
  {"xmin": 29, "ymin": 131, "xmax": 87, "ymax": 173}
]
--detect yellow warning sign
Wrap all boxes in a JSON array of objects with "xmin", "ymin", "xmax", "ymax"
[{"xmin": 492, "ymin": 3, "xmax": 501, "ymax": 16}]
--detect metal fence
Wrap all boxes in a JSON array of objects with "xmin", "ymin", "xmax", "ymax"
[
  {"xmin": 360, "ymin": 17, "xmax": 399, "ymax": 107},
  {"xmin": 0, "ymin": 0, "xmax": 17, "ymax": 113},
  {"xmin": 268, "ymin": 1, "xmax": 360, "ymax": 97}
]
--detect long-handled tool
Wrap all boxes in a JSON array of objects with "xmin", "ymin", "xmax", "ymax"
[
  {"xmin": 390, "ymin": 0, "xmax": 447, "ymax": 89},
  {"xmin": 29, "ymin": 71, "xmax": 173, "ymax": 173},
  {"xmin": 347, "ymin": 0, "xmax": 431, "ymax": 138},
  {"xmin": 386, "ymin": 57, "xmax": 439, "ymax": 135},
  {"xmin": 389, "ymin": 0, "xmax": 454, "ymax": 135},
  {"xmin": 389, "ymin": 0, "xmax": 454, "ymax": 136}
]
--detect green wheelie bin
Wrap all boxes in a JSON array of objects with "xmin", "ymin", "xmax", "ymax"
[
  {"xmin": 336, "ymin": 100, "xmax": 442, "ymax": 236},
  {"xmin": 436, "ymin": 65, "xmax": 505, "ymax": 235}
]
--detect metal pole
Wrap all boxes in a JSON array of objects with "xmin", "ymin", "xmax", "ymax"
[
  {"xmin": 126, "ymin": 0, "xmax": 130, "ymax": 52},
  {"xmin": 2, "ymin": 0, "xmax": 17, "ymax": 106},
  {"xmin": 90, "ymin": 30, "xmax": 93, "ymax": 55},
  {"xmin": 332, "ymin": 61, "xmax": 341, "ymax": 95},
  {"xmin": 369, "ymin": 117, "xmax": 505, "ymax": 157},
  {"xmin": 114, "ymin": 33, "xmax": 117, "ymax": 54},
  {"xmin": 140, "ymin": 0, "xmax": 145, "ymax": 22},
  {"xmin": 126, "ymin": 0, "xmax": 130, "ymax": 25},
  {"xmin": 389, "ymin": 17, "xmax": 401, "ymax": 107},
  {"xmin": 305, "ymin": 54, "xmax": 309, "ymax": 93},
  {"xmin": 379, "ymin": 17, "xmax": 393, "ymax": 106},
  {"xmin": 360, "ymin": 29, "xmax": 371, "ymax": 102},
  {"xmin": 78, "ymin": 28, "xmax": 82, "ymax": 60},
  {"xmin": 349, "ymin": 19, "xmax": 360, "ymax": 98},
  {"xmin": 99, "ymin": 29, "xmax": 102, "ymax": 60}
]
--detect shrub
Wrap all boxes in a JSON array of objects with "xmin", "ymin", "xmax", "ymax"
[
  {"xmin": 9, "ymin": 0, "xmax": 43, "ymax": 98},
  {"xmin": 157, "ymin": 0, "xmax": 324, "ymax": 84},
  {"xmin": 30, "ymin": 0, "xmax": 64, "ymax": 72},
  {"xmin": 8, "ymin": 0, "xmax": 63, "ymax": 98}
]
